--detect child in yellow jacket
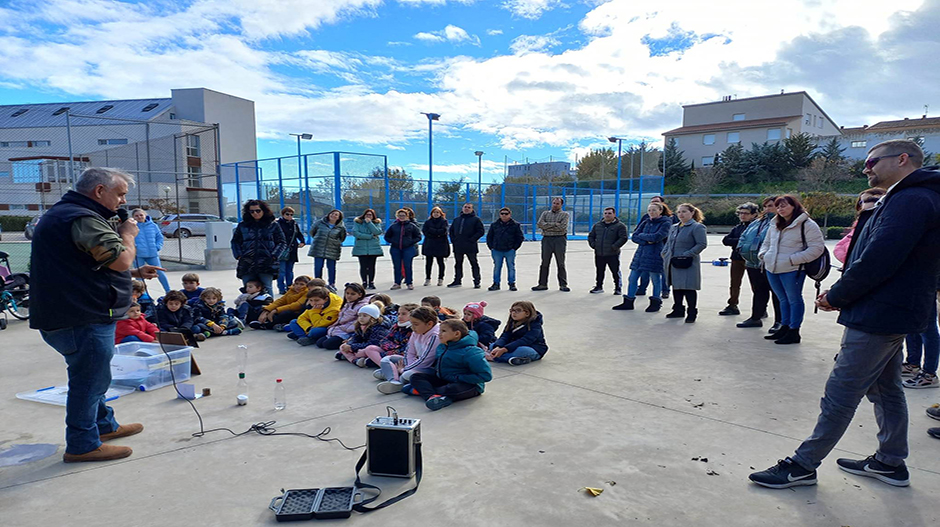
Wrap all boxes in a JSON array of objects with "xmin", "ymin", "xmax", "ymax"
[
  {"xmin": 287, "ymin": 286, "xmax": 342, "ymax": 346},
  {"xmin": 251, "ymin": 275, "xmax": 314, "ymax": 330}
]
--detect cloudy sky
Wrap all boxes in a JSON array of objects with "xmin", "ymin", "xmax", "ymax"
[{"xmin": 0, "ymin": 0, "xmax": 937, "ymax": 182}]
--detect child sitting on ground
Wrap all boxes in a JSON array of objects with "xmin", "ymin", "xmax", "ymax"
[
  {"xmin": 191, "ymin": 287, "xmax": 242, "ymax": 338},
  {"xmin": 252, "ymin": 275, "xmax": 312, "ymax": 330},
  {"xmin": 370, "ymin": 293, "xmax": 399, "ymax": 324},
  {"xmin": 408, "ymin": 319, "xmax": 492, "ymax": 411},
  {"xmin": 462, "ymin": 301, "xmax": 501, "ymax": 349},
  {"xmin": 154, "ymin": 290, "xmax": 201, "ymax": 343},
  {"xmin": 421, "ymin": 295, "xmax": 458, "ymax": 321},
  {"xmin": 365, "ymin": 303, "xmax": 417, "ymax": 378},
  {"xmin": 131, "ymin": 280, "xmax": 157, "ymax": 321},
  {"xmin": 180, "ymin": 273, "xmax": 204, "ymax": 305},
  {"xmin": 317, "ymin": 282, "xmax": 371, "ymax": 349},
  {"xmin": 488, "ymin": 300, "xmax": 548, "ymax": 366},
  {"xmin": 115, "ymin": 303, "xmax": 159, "ymax": 344},
  {"xmin": 375, "ymin": 306, "xmax": 440, "ymax": 394},
  {"xmin": 337, "ymin": 304, "xmax": 390, "ymax": 366},
  {"xmin": 229, "ymin": 280, "xmax": 273, "ymax": 324},
  {"xmin": 289, "ymin": 286, "xmax": 342, "ymax": 346}
]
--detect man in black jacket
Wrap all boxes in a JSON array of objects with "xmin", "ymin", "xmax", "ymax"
[
  {"xmin": 587, "ymin": 207, "xmax": 628, "ymax": 294},
  {"xmin": 718, "ymin": 203, "xmax": 757, "ymax": 315},
  {"xmin": 750, "ymin": 139, "xmax": 940, "ymax": 489},
  {"xmin": 486, "ymin": 207, "xmax": 525, "ymax": 291},
  {"xmin": 448, "ymin": 203, "xmax": 485, "ymax": 288}
]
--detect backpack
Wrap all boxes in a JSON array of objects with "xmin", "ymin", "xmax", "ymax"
[{"xmin": 800, "ymin": 222, "xmax": 831, "ymax": 312}]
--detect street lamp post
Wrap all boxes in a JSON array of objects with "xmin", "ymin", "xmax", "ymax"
[
  {"xmin": 289, "ymin": 133, "xmax": 313, "ymax": 228},
  {"xmin": 474, "ymin": 150, "xmax": 484, "ymax": 212},
  {"xmin": 422, "ymin": 112, "xmax": 440, "ymax": 213},
  {"xmin": 608, "ymin": 137, "xmax": 624, "ymax": 214}
]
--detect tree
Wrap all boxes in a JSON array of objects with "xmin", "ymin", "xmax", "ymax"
[
  {"xmin": 797, "ymin": 157, "xmax": 853, "ymax": 195},
  {"xmin": 784, "ymin": 132, "xmax": 817, "ymax": 169},
  {"xmin": 741, "ymin": 142, "xmax": 790, "ymax": 182},
  {"xmin": 801, "ymin": 191, "xmax": 855, "ymax": 229},
  {"xmin": 575, "ymin": 148, "xmax": 618, "ymax": 188},
  {"xmin": 817, "ymin": 137, "xmax": 847, "ymax": 165},
  {"xmin": 714, "ymin": 143, "xmax": 746, "ymax": 185},
  {"xmin": 689, "ymin": 166, "xmax": 725, "ymax": 196},
  {"xmin": 146, "ymin": 198, "xmax": 184, "ymax": 216},
  {"xmin": 912, "ymin": 136, "xmax": 934, "ymax": 166},
  {"xmin": 662, "ymin": 138, "xmax": 690, "ymax": 187}
]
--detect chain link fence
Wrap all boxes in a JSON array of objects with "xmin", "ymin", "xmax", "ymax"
[{"xmin": 0, "ymin": 112, "xmax": 219, "ymax": 265}]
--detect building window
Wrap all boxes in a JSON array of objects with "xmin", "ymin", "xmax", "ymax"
[
  {"xmin": 186, "ymin": 135, "xmax": 200, "ymax": 157},
  {"xmin": 851, "ymin": 140, "xmax": 867, "ymax": 148},
  {"xmin": 169, "ymin": 113, "xmax": 176, "ymax": 119},
  {"xmin": 96, "ymin": 105, "xmax": 114, "ymax": 114},
  {"xmin": 97, "ymin": 139, "xmax": 128, "ymax": 145},
  {"xmin": 187, "ymin": 166, "xmax": 201, "ymax": 188},
  {"xmin": 0, "ymin": 171, "xmax": 10, "ymax": 179},
  {"xmin": 702, "ymin": 156, "xmax": 714, "ymax": 166},
  {"xmin": 702, "ymin": 134, "xmax": 715, "ymax": 145},
  {"xmin": 767, "ymin": 129, "xmax": 781, "ymax": 141},
  {"xmin": 732, "ymin": 113, "xmax": 745, "ymax": 121},
  {"xmin": 727, "ymin": 132, "xmax": 740, "ymax": 143},
  {"xmin": 142, "ymin": 103, "xmax": 159, "ymax": 112},
  {"xmin": 786, "ymin": 128, "xmax": 792, "ymax": 138},
  {"xmin": 805, "ymin": 114, "xmax": 811, "ymax": 125},
  {"xmin": 0, "ymin": 140, "xmax": 50, "ymax": 147},
  {"xmin": 189, "ymin": 201, "xmax": 201, "ymax": 213}
]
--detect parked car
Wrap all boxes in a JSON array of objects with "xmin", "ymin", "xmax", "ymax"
[
  {"xmin": 24, "ymin": 216, "xmax": 41, "ymax": 240},
  {"xmin": 159, "ymin": 214, "xmax": 221, "ymax": 238}
]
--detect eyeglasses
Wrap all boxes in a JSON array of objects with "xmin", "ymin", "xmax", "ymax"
[
  {"xmin": 865, "ymin": 153, "xmax": 903, "ymax": 170},
  {"xmin": 510, "ymin": 308, "xmax": 526, "ymax": 313},
  {"xmin": 249, "ymin": 209, "xmax": 263, "ymax": 214},
  {"xmin": 283, "ymin": 212, "xmax": 293, "ymax": 216}
]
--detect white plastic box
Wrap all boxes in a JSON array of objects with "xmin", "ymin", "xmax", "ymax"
[{"xmin": 111, "ymin": 342, "xmax": 192, "ymax": 391}]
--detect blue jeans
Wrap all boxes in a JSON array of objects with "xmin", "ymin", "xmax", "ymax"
[
  {"xmin": 627, "ymin": 269, "xmax": 662, "ymax": 298},
  {"xmin": 40, "ymin": 323, "xmax": 121, "ymax": 455},
  {"xmin": 639, "ymin": 273, "xmax": 669, "ymax": 295},
  {"xmin": 287, "ymin": 319, "xmax": 329, "ymax": 340},
  {"xmin": 313, "ymin": 257, "xmax": 337, "ymax": 286},
  {"xmin": 495, "ymin": 346, "xmax": 542, "ymax": 363},
  {"xmin": 277, "ymin": 261, "xmax": 296, "ymax": 294},
  {"xmin": 135, "ymin": 255, "xmax": 171, "ymax": 293},
  {"xmin": 241, "ymin": 273, "xmax": 274, "ymax": 297},
  {"xmin": 904, "ymin": 297, "xmax": 940, "ymax": 374},
  {"xmin": 792, "ymin": 328, "xmax": 907, "ymax": 470},
  {"xmin": 390, "ymin": 246, "xmax": 416, "ymax": 285},
  {"xmin": 766, "ymin": 270, "xmax": 807, "ymax": 328},
  {"xmin": 491, "ymin": 249, "xmax": 516, "ymax": 284},
  {"xmin": 120, "ymin": 335, "xmax": 142, "ymax": 343}
]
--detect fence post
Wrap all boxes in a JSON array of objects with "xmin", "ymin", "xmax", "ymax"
[
  {"xmin": 255, "ymin": 161, "xmax": 262, "ymax": 200},
  {"xmin": 383, "ymin": 157, "xmax": 390, "ymax": 227},
  {"xmin": 303, "ymin": 156, "xmax": 312, "ymax": 241},
  {"xmin": 214, "ymin": 124, "xmax": 223, "ymax": 219},
  {"xmin": 500, "ymin": 182, "xmax": 505, "ymax": 212},
  {"xmin": 589, "ymin": 188, "xmax": 594, "ymax": 228},
  {"xmin": 530, "ymin": 185, "xmax": 537, "ymax": 241},
  {"xmin": 234, "ymin": 162, "xmax": 241, "ymax": 222},
  {"xmin": 277, "ymin": 158, "xmax": 285, "ymax": 211},
  {"xmin": 333, "ymin": 152, "xmax": 342, "ymax": 212}
]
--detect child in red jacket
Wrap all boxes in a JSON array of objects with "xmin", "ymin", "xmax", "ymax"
[{"xmin": 116, "ymin": 303, "xmax": 160, "ymax": 344}]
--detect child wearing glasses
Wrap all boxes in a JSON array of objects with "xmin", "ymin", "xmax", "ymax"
[{"xmin": 487, "ymin": 301, "xmax": 548, "ymax": 366}]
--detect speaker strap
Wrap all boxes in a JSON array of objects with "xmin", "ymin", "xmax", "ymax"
[{"xmin": 353, "ymin": 442, "xmax": 422, "ymax": 513}]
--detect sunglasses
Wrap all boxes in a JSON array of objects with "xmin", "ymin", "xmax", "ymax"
[
  {"xmin": 499, "ymin": 212, "xmax": 510, "ymax": 215},
  {"xmin": 249, "ymin": 209, "xmax": 263, "ymax": 214},
  {"xmin": 860, "ymin": 197, "xmax": 880, "ymax": 204},
  {"xmin": 865, "ymin": 153, "xmax": 902, "ymax": 170},
  {"xmin": 284, "ymin": 212, "xmax": 293, "ymax": 216}
]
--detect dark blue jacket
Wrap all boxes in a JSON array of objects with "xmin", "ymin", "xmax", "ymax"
[
  {"xmin": 434, "ymin": 332, "xmax": 493, "ymax": 393},
  {"xmin": 827, "ymin": 167, "xmax": 940, "ymax": 334},
  {"xmin": 421, "ymin": 216, "xmax": 451, "ymax": 257},
  {"xmin": 384, "ymin": 219, "xmax": 422, "ymax": 250},
  {"xmin": 232, "ymin": 217, "xmax": 287, "ymax": 278},
  {"xmin": 587, "ymin": 218, "xmax": 629, "ymax": 257},
  {"xmin": 347, "ymin": 319, "xmax": 392, "ymax": 352},
  {"xmin": 492, "ymin": 312, "xmax": 549, "ymax": 357},
  {"xmin": 486, "ymin": 218, "xmax": 524, "ymax": 252},
  {"xmin": 449, "ymin": 212, "xmax": 485, "ymax": 254},
  {"xmin": 467, "ymin": 315, "xmax": 501, "ymax": 347},
  {"xmin": 629, "ymin": 215, "xmax": 671, "ymax": 272},
  {"xmin": 191, "ymin": 299, "xmax": 227, "ymax": 325},
  {"xmin": 154, "ymin": 302, "xmax": 195, "ymax": 332}
]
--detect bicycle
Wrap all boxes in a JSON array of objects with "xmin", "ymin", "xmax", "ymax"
[{"xmin": 0, "ymin": 250, "xmax": 29, "ymax": 330}]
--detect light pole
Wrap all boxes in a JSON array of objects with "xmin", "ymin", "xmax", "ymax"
[
  {"xmin": 422, "ymin": 112, "xmax": 440, "ymax": 212},
  {"xmin": 474, "ymin": 150, "xmax": 484, "ymax": 211},
  {"xmin": 608, "ymin": 136, "xmax": 624, "ymax": 215},
  {"xmin": 289, "ymin": 133, "xmax": 312, "ymax": 229}
]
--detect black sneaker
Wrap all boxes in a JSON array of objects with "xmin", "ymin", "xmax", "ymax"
[
  {"xmin": 927, "ymin": 405, "xmax": 940, "ymax": 421},
  {"xmin": 613, "ymin": 288, "xmax": 622, "ymax": 296},
  {"xmin": 718, "ymin": 305, "xmax": 740, "ymax": 316},
  {"xmin": 559, "ymin": 286, "xmax": 571, "ymax": 292},
  {"xmin": 286, "ymin": 332, "xmax": 299, "ymax": 340},
  {"xmin": 447, "ymin": 281, "xmax": 462, "ymax": 288},
  {"xmin": 488, "ymin": 283, "xmax": 500, "ymax": 291},
  {"xmin": 589, "ymin": 286, "xmax": 604, "ymax": 294},
  {"xmin": 928, "ymin": 427, "xmax": 940, "ymax": 439},
  {"xmin": 248, "ymin": 320, "xmax": 262, "ymax": 330},
  {"xmin": 335, "ymin": 351, "xmax": 345, "ymax": 361},
  {"xmin": 737, "ymin": 318, "xmax": 762, "ymax": 328},
  {"xmin": 508, "ymin": 357, "xmax": 532, "ymax": 366},
  {"xmin": 508, "ymin": 283, "xmax": 517, "ymax": 291},
  {"xmin": 531, "ymin": 285, "xmax": 548, "ymax": 291},
  {"xmin": 749, "ymin": 458, "xmax": 817, "ymax": 489},
  {"xmin": 473, "ymin": 282, "xmax": 481, "ymax": 289},
  {"xmin": 836, "ymin": 455, "xmax": 910, "ymax": 487}
]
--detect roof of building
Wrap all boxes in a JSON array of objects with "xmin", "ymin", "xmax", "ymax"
[
  {"xmin": 867, "ymin": 116, "xmax": 940, "ymax": 131},
  {"xmin": 680, "ymin": 91, "xmax": 840, "ymax": 130},
  {"xmin": 662, "ymin": 115, "xmax": 803, "ymax": 136},
  {"xmin": 0, "ymin": 98, "xmax": 173, "ymax": 128}
]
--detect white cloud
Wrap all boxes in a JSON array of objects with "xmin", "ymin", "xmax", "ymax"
[
  {"xmin": 406, "ymin": 159, "xmax": 504, "ymax": 175},
  {"xmin": 486, "ymin": 29, "xmax": 503, "ymax": 35},
  {"xmin": 414, "ymin": 24, "xmax": 481, "ymax": 45},
  {"xmin": 414, "ymin": 31, "xmax": 446, "ymax": 43},
  {"xmin": 385, "ymin": 143, "xmax": 407, "ymax": 150},
  {"xmin": 502, "ymin": 0, "xmax": 564, "ymax": 19},
  {"xmin": 509, "ymin": 34, "xmax": 560, "ymax": 54}
]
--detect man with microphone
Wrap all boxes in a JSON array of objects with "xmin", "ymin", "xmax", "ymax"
[{"xmin": 31, "ymin": 167, "xmax": 164, "ymax": 463}]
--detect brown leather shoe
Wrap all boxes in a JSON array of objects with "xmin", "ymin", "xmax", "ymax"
[
  {"xmin": 63, "ymin": 444, "xmax": 132, "ymax": 463},
  {"xmin": 99, "ymin": 423, "xmax": 144, "ymax": 442}
]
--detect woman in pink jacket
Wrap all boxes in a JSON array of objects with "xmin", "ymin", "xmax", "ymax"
[{"xmin": 833, "ymin": 188, "xmax": 886, "ymax": 264}]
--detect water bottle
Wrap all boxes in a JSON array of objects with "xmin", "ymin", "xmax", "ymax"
[
  {"xmin": 237, "ymin": 344, "xmax": 248, "ymax": 374},
  {"xmin": 237, "ymin": 372, "xmax": 249, "ymax": 406},
  {"xmin": 274, "ymin": 378, "xmax": 286, "ymax": 411}
]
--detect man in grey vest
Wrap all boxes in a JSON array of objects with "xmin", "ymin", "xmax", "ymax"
[{"xmin": 532, "ymin": 197, "xmax": 570, "ymax": 292}]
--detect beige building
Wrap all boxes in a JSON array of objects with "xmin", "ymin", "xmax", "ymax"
[{"xmin": 663, "ymin": 91, "xmax": 840, "ymax": 167}]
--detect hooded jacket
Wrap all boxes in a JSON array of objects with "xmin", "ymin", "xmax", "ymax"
[
  {"xmin": 347, "ymin": 317, "xmax": 391, "ymax": 352},
  {"xmin": 115, "ymin": 316, "xmax": 159, "ymax": 343},
  {"xmin": 232, "ymin": 215, "xmax": 287, "ymax": 278},
  {"xmin": 384, "ymin": 219, "xmax": 422, "ymax": 250},
  {"xmin": 327, "ymin": 295, "xmax": 373, "ymax": 337},
  {"xmin": 276, "ymin": 217, "xmax": 306, "ymax": 263},
  {"xmin": 191, "ymin": 299, "xmax": 228, "ymax": 325},
  {"xmin": 492, "ymin": 312, "xmax": 549, "ymax": 357},
  {"xmin": 588, "ymin": 217, "xmax": 629, "ymax": 257},
  {"xmin": 351, "ymin": 218, "xmax": 384, "ymax": 256},
  {"xmin": 449, "ymin": 212, "xmax": 485, "ymax": 254},
  {"xmin": 486, "ymin": 218, "xmax": 524, "ymax": 252},
  {"xmin": 263, "ymin": 286, "xmax": 308, "ymax": 314},
  {"xmin": 296, "ymin": 292, "xmax": 342, "ymax": 331},
  {"xmin": 737, "ymin": 214, "xmax": 775, "ymax": 269},
  {"xmin": 378, "ymin": 323, "xmax": 413, "ymax": 355},
  {"xmin": 308, "ymin": 217, "xmax": 347, "ymax": 261},
  {"xmin": 403, "ymin": 324, "xmax": 441, "ymax": 375},
  {"xmin": 827, "ymin": 167, "xmax": 940, "ymax": 334},
  {"xmin": 134, "ymin": 216, "xmax": 164, "ymax": 259},
  {"xmin": 155, "ymin": 302, "xmax": 195, "ymax": 332},
  {"xmin": 758, "ymin": 212, "xmax": 826, "ymax": 274},
  {"xmin": 466, "ymin": 315, "xmax": 502, "ymax": 347},
  {"xmin": 421, "ymin": 216, "xmax": 451, "ymax": 257},
  {"xmin": 434, "ymin": 332, "xmax": 493, "ymax": 393}
]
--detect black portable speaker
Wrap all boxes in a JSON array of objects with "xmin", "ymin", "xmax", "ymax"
[{"xmin": 365, "ymin": 417, "xmax": 421, "ymax": 478}]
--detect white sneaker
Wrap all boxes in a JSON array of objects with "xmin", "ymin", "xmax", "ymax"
[
  {"xmin": 376, "ymin": 381, "xmax": 402, "ymax": 394},
  {"xmin": 373, "ymin": 369, "xmax": 386, "ymax": 381},
  {"xmin": 901, "ymin": 363, "xmax": 921, "ymax": 378},
  {"xmin": 355, "ymin": 358, "xmax": 369, "ymax": 368},
  {"xmin": 903, "ymin": 371, "xmax": 939, "ymax": 389}
]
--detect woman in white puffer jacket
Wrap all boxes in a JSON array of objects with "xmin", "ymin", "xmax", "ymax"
[{"xmin": 758, "ymin": 194, "xmax": 826, "ymax": 345}]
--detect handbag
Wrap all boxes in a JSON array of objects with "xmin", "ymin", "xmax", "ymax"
[{"xmin": 670, "ymin": 256, "xmax": 693, "ymax": 269}]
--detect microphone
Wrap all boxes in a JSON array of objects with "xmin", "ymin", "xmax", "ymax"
[{"xmin": 117, "ymin": 208, "xmax": 129, "ymax": 222}]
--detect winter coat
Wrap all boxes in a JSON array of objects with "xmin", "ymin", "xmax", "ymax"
[
  {"xmin": 296, "ymin": 292, "xmax": 342, "ymax": 331},
  {"xmin": 828, "ymin": 167, "xmax": 940, "ymax": 335},
  {"xmin": 737, "ymin": 214, "xmax": 775, "ymax": 269},
  {"xmin": 347, "ymin": 319, "xmax": 391, "ymax": 352},
  {"xmin": 833, "ymin": 225, "xmax": 854, "ymax": 264},
  {"xmin": 327, "ymin": 295, "xmax": 372, "ymax": 337},
  {"xmin": 351, "ymin": 218, "xmax": 384, "ymax": 257},
  {"xmin": 722, "ymin": 221, "xmax": 751, "ymax": 261},
  {"xmin": 638, "ymin": 213, "xmax": 680, "ymax": 225},
  {"xmin": 434, "ymin": 332, "xmax": 493, "ymax": 394},
  {"xmin": 308, "ymin": 218, "xmax": 346, "ymax": 261},
  {"xmin": 449, "ymin": 212, "xmax": 485, "ymax": 254},
  {"xmin": 466, "ymin": 315, "xmax": 501, "ymax": 347},
  {"xmin": 486, "ymin": 218, "xmax": 524, "ymax": 252},
  {"xmin": 276, "ymin": 218, "xmax": 305, "ymax": 263},
  {"xmin": 264, "ymin": 287, "xmax": 308, "ymax": 314},
  {"xmin": 155, "ymin": 303, "xmax": 194, "ymax": 332},
  {"xmin": 629, "ymin": 215, "xmax": 671, "ymax": 272},
  {"xmin": 587, "ymin": 218, "xmax": 629, "ymax": 257},
  {"xmin": 115, "ymin": 316, "xmax": 159, "ymax": 344},
  {"xmin": 231, "ymin": 217, "xmax": 287, "ymax": 279},
  {"xmin": 402, "ymin": 324, "xmax": 440, "ymax": 375},
  {"xmin": 758, "ymin": 213, "xmax": 825, "ymax": 275},
  {"xmin": 378, "ymin": 324, "xmax": 413, "ymax": 355},
  {"xmin": 661, "ymin": 221, "xmax": 707, "ymax": 290},
  {"xmin": 421, "ymin": 216, "xmax": 451, "ymax": 257},
  {"xmin": 191, "ymin": 299, "xmax": 228, "ymax": 325},
  {"xmin": 492, "ymin": 312, "xmax": 549, "ymax": 357},
  {"xmin": 384, "ymin": 219, "xmax": 422, "ymax": 250},
  {"xmin": 133, "ymin": 217, "xmax": 164, "ymax": 259}
]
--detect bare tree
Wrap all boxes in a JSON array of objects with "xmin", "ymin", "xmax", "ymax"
[{"xmin": 689, "ymin": 167, "xmax": 724, "ymax": 196}]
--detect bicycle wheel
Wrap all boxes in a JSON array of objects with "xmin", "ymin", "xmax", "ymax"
[{"xmin": 8, "ymin": 293, "xmax": 29, "ymax": 320}]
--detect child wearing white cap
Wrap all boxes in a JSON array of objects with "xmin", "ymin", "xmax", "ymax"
[{"xmin": 337, "ymin": 303, "xmax": 390, "ymax": 365}]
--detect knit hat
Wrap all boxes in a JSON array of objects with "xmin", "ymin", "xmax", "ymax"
[
  {"xmin": 358, "ymin": 303, "xmax": 382, "ymax": 320},
  {"xmin": 463, "ymin": 301, "xmax": 487, "ymax": 320}
]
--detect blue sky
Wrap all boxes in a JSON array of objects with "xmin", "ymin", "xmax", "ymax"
[{"xmin": 0, "ymin": 0, "xmax": 936, "ymax": 183}]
